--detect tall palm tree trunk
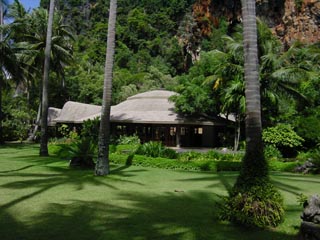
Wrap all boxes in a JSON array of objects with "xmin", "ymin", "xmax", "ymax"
[
  {"xmin": 0, "ymin": 76, "xmax": 3, "ymax": 144},
  {"xmin": 235, "ymin": 0, "xmax": 268, "ymax": 187},
  {"xmin": 95, "ymin": 0, "xmax": 117, "ymax": 175},
  {"xmin": 0, "ymin": 1, "xmax": 4, "ymax": 144},
  {"xmin": 39, "ymin": 0, "xmax": 55, "ymax": 156}
]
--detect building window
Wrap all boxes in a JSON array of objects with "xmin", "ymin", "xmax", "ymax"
[{"xmin": 170, "ymin": 127, "xmax": 176, "ymax": 136}]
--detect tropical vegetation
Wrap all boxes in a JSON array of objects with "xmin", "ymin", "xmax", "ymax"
[
  {"xmin": 0, "ymin": 0, "xmax": 320, "ymax": 232},
  {"xmin": 1, "ymin": 144, "xmax": 320, "ymax": 239}
]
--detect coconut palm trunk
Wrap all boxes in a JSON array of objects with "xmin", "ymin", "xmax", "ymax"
[
  {"xmin": 0, "ymin": 0, "xmax": 6, "ymax": 144},
  {"xmin": 95, "ymin": 0, "xmax": 117, "ymax": 175},
  {"xmin": 0, "ymin": 74, "xmax": 3, "ymax": 144},
  {"xmin": 239, "ymin": 0, "xmax": 268, "ymax": 184},
  {"xmin": 39, "ymin": 0, "xmax": 55, "ymax": 156}
]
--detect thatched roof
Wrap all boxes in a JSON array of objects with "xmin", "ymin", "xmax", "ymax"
[
  {"xmin": 50, "ymin": 90, "xmax": 231, "ymax": 126},
  {"xmin": 52, "ymin": 101, "xmax": 101, "ymax": 124},
  {"xmin": 48, "ymin": 107, "xmax": 62, "ymax": 126}
]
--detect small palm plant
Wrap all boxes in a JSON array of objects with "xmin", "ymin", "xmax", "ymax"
[{"xmin": 68, "ymin": 137, "xmax": 97, "ymax": 169}]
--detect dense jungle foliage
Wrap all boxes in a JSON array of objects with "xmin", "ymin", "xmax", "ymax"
[{"xmin": 1, "ymin": 0, "xmax": 320, "ymax": 155}]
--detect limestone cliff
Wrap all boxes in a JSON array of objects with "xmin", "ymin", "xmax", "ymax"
[
  {"xmin": 193, "ymin": 0, "xmax": 320, "ymax": 47},
  {"xmin": 275, "ymin": 0, "xmax": 320, "ymax": 46}
]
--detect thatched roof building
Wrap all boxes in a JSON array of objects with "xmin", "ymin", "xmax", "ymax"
[
  {"xmin": 52, "ymin": 101, "xmax": 101, "ymax": 124},
  {"xmin": 49, "ymin": 90, "xmax": 234, "ymax": 147}
]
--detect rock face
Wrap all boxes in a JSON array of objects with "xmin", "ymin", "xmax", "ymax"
[
  {"xmin": 275, "ymin": 0, "xmax": 320, "ymax": 47},
  {"xmin": 300, "ymin": 195, "xmax": 320, "ymax": 240},
  {"xmin": 198, "ymin": 0, "xmax": 320, "ymax": 47}
]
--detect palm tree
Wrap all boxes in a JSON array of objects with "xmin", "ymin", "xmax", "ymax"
[
  {"xmin": 237, "ymin": 0, "xmax": 267, "ymax": 183},
  {"xmin": 11, "ymin": 6, "xmax": 74, "ymax": 141},
  {"xmin": 0, "ymin": 0, "xmax": 6, "ymax": 144},
  {"xmin": 39, "ymin": 0, "xmax": 55, "ymax": 156},
  {"xmin": 95, "ymin": 0, "xmax": 117, "ymax": 175},
  {"xmin": 221, "ymin": 0, "xmax": 284, "ymax": 228},
  {"xmin": 0, "ymin": 0, "xmax": 23, "ymax": 144},
  {"xmin": 237, "ymin": 0, "xmax": 268, "ymax": 182}
]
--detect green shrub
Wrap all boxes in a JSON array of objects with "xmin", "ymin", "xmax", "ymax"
[
  {"xmin": 263, "ymin": 124, "xmax": 304, "ymax": 148},
  {"xmin": 264, "ymin": 145, "xmax": 282, "ymax": 159},
  {"xmin": 220, "ymin": 182, "xmax": 284, "ymax": 228},
  {"xmin": 109, "ymin": 144, "xmax": 117, "ymax": 154},
  {"xmin": 196, "ymin": 160, "xmax": 217, "ymax": 171},
  {"xmin": 117, "ymin": 134, "xmax": 141, "ymax": 145},
  {"xmin": 68, "ymin": 138, "xmax": 97, "ymax": 168},
  {"xmin": 2, "ymin": 96, "xmax": 36, "ymax": 142},
  {"xmin": 110, "ymin": 152, "xmax": 217, "ymax": 171},
  {"xmin": 109, "ymin": 152, "xmax": 128, "ymax": 164},
  {"xmin": 263, "ymin": 124, "xmax": 304, "ymax": 157},
  {"xmin": 205, "ymin": 150, "xmax": 221, "ymax": 160},
  {"xmin": 126, "ymin": 153, "xmax": 134, "ymax": 166},
  {"xmin": 295, "ymin": 114, "xmax": 320, "ymax": 148},
  {"xmin": 205, "ymin": 150, "xmax": 243, "ymax": 161},
  {"xmin": 50, "ymin": 138, "xmax": 97, "ymax": 168},
  {"xmin": 268, "ymin": 160, "xmax": 299, "ymax": 172},
  {"xmin": 178, "ymin": 151, "xmax": 204, "ymax": 161},
  {"xmin": 57, "ymin": 124, "xmax": 79, "ymax": 141},
  {"xmin": 216, "ymin": 161, "xmax": 241, "ymax": 171},
  {"xmin": 49, "ymin": 143, "xmax": 72, "ymax": 159},
  {"xmin": 136, "ymin": 141, "xmax": 163, "ymax": 157},
  {"xmin": 135, "ymin": 141, "xmax": 177, "ymax": 159},
  {"xmin": 308, "ymin": 148, "xmax": 320, "ymax": 174},
  {"xmin": 116, "ymin": 144, "xmax": 140, "ymax": 154},
  {"xmin": 81, "ymin": 117, "xmax": 100, "ymax": 144},
  {"xmin": 161, "ymin": 148, "xmax": 178, "ymax": 159}
]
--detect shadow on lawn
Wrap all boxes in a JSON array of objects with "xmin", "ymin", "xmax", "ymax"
[
  {"xmin": 0, "ymin": 191, "xmax": 297, "ymax": 240},
  {"xmin": 0, "ymin": 167, "xmax": 298, "ymax": 240},
  {"xmin": 0, "ymin": 164, "xmax": 144, "ymax": 211},
  {"xmin": 0, "ymin": 145, "xmax": 302, "ymax": 239}
]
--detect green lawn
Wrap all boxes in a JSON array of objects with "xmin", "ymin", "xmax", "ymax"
[{"xmin": 0, "ymin": 144, "xmax": 319, "ymax": 240}]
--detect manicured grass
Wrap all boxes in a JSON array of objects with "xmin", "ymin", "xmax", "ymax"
[{"xmin": 1, "ymin": 144, "xmax": 320, "ymax": 240}]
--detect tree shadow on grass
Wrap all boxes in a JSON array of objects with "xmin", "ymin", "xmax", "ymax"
[
  {"xmin": 0, "ymin": 164, "xmax": 144, "ymax": 211},
  {"xmin": 0, "ymin": 191, "xmax": 297, "ymax": 240},
  {"xmin": 0, "ymin": 143, "xmax": 39, "ymax": 150},
  {"xmin": 0, "ymin": 165, "xmax": 36, "ymax": 173}
]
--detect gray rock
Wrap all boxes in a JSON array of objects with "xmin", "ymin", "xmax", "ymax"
[{"xmin": 300, "ymin": 195, "xmax": 320, "ymax": 240}]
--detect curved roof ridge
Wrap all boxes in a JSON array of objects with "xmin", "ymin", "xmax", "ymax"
[{"xmin": 127, "ymin": 90, "xmax": 176, "ymax": 100}]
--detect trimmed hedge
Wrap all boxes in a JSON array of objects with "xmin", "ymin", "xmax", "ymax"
[
  {"xmin": 49, "ymin": 143, "xmax": 302, "ymax": 173},
  {"xmin": 110, "ymin": 153, "xmax": 217, "ymax": 171}
]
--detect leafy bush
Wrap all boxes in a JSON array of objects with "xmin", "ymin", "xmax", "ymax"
[
  {"xmin": 178, "ymin": 151, "xmax": 204, "ymax": 161},
  {"xmin": 264, "ymin": 144, "xmax": 282, "ymax": 159},
  {"xmin": 306, "ymin": 148, "xmax": 320, "ymax": 174},
  {"xmin": 2, "ymin": 96, "xmax": 36, "ymax": 142},
  {"xmin": 50, "ymin": 138, "xmax": 97, "ymax": 168},
  {"xmin": 268, "ymin": 160, "xmax": 299, "ymax": 172},
  {"xmin": 81, "ymin": 117, "xmax": 100, "ymax": 144},
  {"xmin": 109, "ymin": 144, "xmax": 117, "ymax": 154},
  {"xmin": 136, "ymin": 141, "xmax": 164, "ymax": 158},
  {"xmin": 135, "ymin": 141, "xmax": 177, "ymax": 159},
  {"xmin": 295, "ymin": 114, "xmax": 320, "ymax": 148},
  {"xmin": 161, "ymin": 148, "xmax": 178, "ymax": 159},
  {"xmin": 216, "ymin": 161, "xmax": 241, "ymax": 171},
  {"xmin": 262, "ymin": 124, "xmax": 304, "ymax": 157},
  {"xmin": 220, "ymin": 182, "xmax": 284, "ymax": 228},
  {"xmin": 125, "ymin": 153, "xmax": 134, "ymax": 166},
  {"xmin": 110, "ymin": 152, "xmax": 217, "ymax": 171},
  {"xmin": 116, "ymin": 144, "xmax": 140, "ymax": 154},
  {"xmin": 117, "ymin": 134, "xmax": 141, "ymax": 145},
  {"xmin": 263, "ymin": 124, "xmax": 304, "ymax": 148},
  {"xmin": 68, "ymin": 138, "xmax": 97, "ymax": 168},
  {"xmin": 57, "ymin": 124, "xmax": 79, "ymax": 142},
  {"xmin": 205, "ymin": 150, "xmax": 243, "ymax": 161}
]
